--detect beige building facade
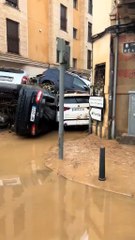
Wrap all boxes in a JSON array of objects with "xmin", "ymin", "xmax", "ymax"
[
  {"xmin": 0, "ymin": 0, "xmax": 92, "ymax": 77},
  {"xmin": 0, "ymin": 0, "xmax": 28, "ymax": 56},
  {"xmin": 0, "ymin": 0, "xmax": 29, "ymax": 69}
]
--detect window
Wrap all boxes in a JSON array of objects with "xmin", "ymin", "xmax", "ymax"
[
  {"xmin": 64, "ymin": 96, "xmax": 89, "ymax": 104},
  {"xmin": 88, "ymin": 22, "xmax": 92, "ymax": 42},
  {"xmin": 6, "ymin": 0, "xmax": 18, "ymax": 8},
  {"xmin": 95, "ymin": 63, "xmax": 105, "ymax": 85},
  {"xmin": 73, "ymin": 77, "xmax": 88, "ymax": 90},
  {"xmin": 6, "ymin": 19, "xmax": 19, "ymax": 54},
  {"xmin": 88, "ymin": 0, "xmax": 92, "ymax": 15},
  {"xmin": 73, "ymin": 0, "xmax": 78, "ymax": 9},
  {"xmin": 65, "ymin": 40, "xmax": 69, "ymax": 46},
  {"xmin": 73, "ymin": 28, "xmax": 77, "ymax": 39},
  {"xmin": 73, "ymin": 58, "xmax": 77, "ymax": 68},
  {"xmin": 56, "ymin": 50, "xmax": 60, "ymax": 63},
  {"xmin": 87, "ymin": 50, "xmax": 91, "ymax": 69},
  {"xmin": 60, "ymin": 4, "xmax": 67, "ymax": 31}
]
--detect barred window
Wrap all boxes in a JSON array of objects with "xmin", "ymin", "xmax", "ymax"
[{"xmin": 95, "ymin": 63, "xmax": 105, "ymax": 85}]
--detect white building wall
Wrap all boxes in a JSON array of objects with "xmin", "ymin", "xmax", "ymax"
[{"xmin": 93, "ymin": 0, "xmax": 113, "ymax": 35}]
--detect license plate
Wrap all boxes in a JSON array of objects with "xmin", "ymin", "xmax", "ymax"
[
  {"xmin": 30, "ymin": 106, "xmax": 36, "ymax": 122},
  {"xmin": 72, "ymin": 108, "xmax": 84, "ymax": 111}
]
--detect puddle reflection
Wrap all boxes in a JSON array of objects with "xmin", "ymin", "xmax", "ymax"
[
  {"xmin": 0, "ymin": 174, "xmax": 134, "ymax": 240},
  {"xmin": 0, "ymin": 131, "xmax": 135, "ymax": 239}
]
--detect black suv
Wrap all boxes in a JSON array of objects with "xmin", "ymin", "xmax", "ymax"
[{"xmin": 0, "ymin": 83, "xmax": 57, "ymax": 136}]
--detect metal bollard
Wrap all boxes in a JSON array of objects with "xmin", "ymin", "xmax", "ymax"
[{"xmin": 98, "ymin": 146, "xmax": 106, "ymax": 181}]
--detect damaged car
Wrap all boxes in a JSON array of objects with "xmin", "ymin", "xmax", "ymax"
[
  {"xmin": 0, "ymin": 83, "xmax": 57, "ymax": 136},
  {"xmin": 0, "ymin": 83, "xmax": 21, "ymax": 128},
  {"xmin": 39, "ymin": 68, "xmax": 90, "ymax": 92}
]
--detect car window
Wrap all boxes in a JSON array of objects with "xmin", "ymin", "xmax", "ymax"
[
  {"xmin": 64, "ymin": 97, "xmax": 76, "ymax": 103},
  {"xmin": 64, "ymin": 96, "xmax": 89, "ymax": 104},
  {"xmin": 73, "ymin": 77, "xmax": 87, "ymax": 89},
  {"xmin": 75, "ymin": 96, "xmax": 89, "ymax": 103}
]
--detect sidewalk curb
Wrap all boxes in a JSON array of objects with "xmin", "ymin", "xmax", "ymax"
[{"xmin": 45, "ymin": 164, "xmax": 134, "ymax": 198}]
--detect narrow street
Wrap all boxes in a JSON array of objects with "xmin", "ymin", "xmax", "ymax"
[{"xmin": 0, "ymin": 130, "xmax": 135, "ymax": 240}]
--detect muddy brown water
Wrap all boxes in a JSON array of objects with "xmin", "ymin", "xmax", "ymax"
[{"xmin": 0, "ymin": 130, "xmax": 135, "ymax": 240}]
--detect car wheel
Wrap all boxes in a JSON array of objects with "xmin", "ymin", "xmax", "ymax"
[{"xmin": 15, "ymin": 86, "xmax": 35, "ymax": 136}]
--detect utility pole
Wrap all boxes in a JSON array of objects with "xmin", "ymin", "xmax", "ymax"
[
  {"xmin": 111, "ymin": 19, "xmax": 119, "ymax": 139},
  {"xmin": 57, "ymin": 38, "xmax": 70, "ymax": 159}
]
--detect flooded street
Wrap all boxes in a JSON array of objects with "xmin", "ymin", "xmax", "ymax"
[{"xmin": 0, "ymin": 130, "xmax": 135, "ymax": 239}]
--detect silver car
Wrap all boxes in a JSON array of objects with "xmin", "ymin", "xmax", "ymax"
[{"xmin": 0, "ymin": 67, "xmax": 29, "ymax": 84}]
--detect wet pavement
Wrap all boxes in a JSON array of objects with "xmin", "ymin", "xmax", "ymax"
[
  {"xmin": 45, "ymin": 133, "xmax": 135, "ymax": 198},
  {"xmin": 0, "ymin": 130, "xmax": 135, "ymax": 239}
]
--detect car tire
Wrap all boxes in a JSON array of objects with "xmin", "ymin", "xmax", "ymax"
[{"xmin": 15, "ymin": 86, "xmax": 34, "ymax": 136}]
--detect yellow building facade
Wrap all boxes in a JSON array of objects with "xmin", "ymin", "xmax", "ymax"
[
  {"xmin": 0, "ymin": 0, "xmax": 92, "ymax": 77},
  {"xmin": 27, "ymin": 0, "xmax": 92, "ymax": 76},
  {"xmin": 92, "ymin": 0, "xmax": 113, "ymax": 138}
]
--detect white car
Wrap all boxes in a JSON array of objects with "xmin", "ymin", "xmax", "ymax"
[
  {"xmin": 57, "ymin": 92, "xmax": 90, "ymax": 126},
  {"xmin": 0, "ymin": 67, "xmax": 29, "ymax": 84}
]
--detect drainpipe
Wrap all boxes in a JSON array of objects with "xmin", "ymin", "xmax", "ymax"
[
  {"xmin": 88, "ymin": 42, "xmax": 93, "ymax": 134},
  {"xmin": 111, "ymin": 20, "xmax": 119, "ymax": 139},
  {"xmin": 108, "ymin": 36, "xmax": 114, "ymax": 139}
]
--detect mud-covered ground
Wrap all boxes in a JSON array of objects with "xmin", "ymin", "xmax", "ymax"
[
  {"xmin": 0, "ymin": 130, "xmax": 135, "ymax": 239},
  {"xmin": 44, "ymin": 134, "xmax": 135, "ymax": 198}
]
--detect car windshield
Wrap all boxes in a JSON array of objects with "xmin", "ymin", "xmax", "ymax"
[{"xmin": 73, "ymin": 77, "xmax": 88, "ymax": 89}]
